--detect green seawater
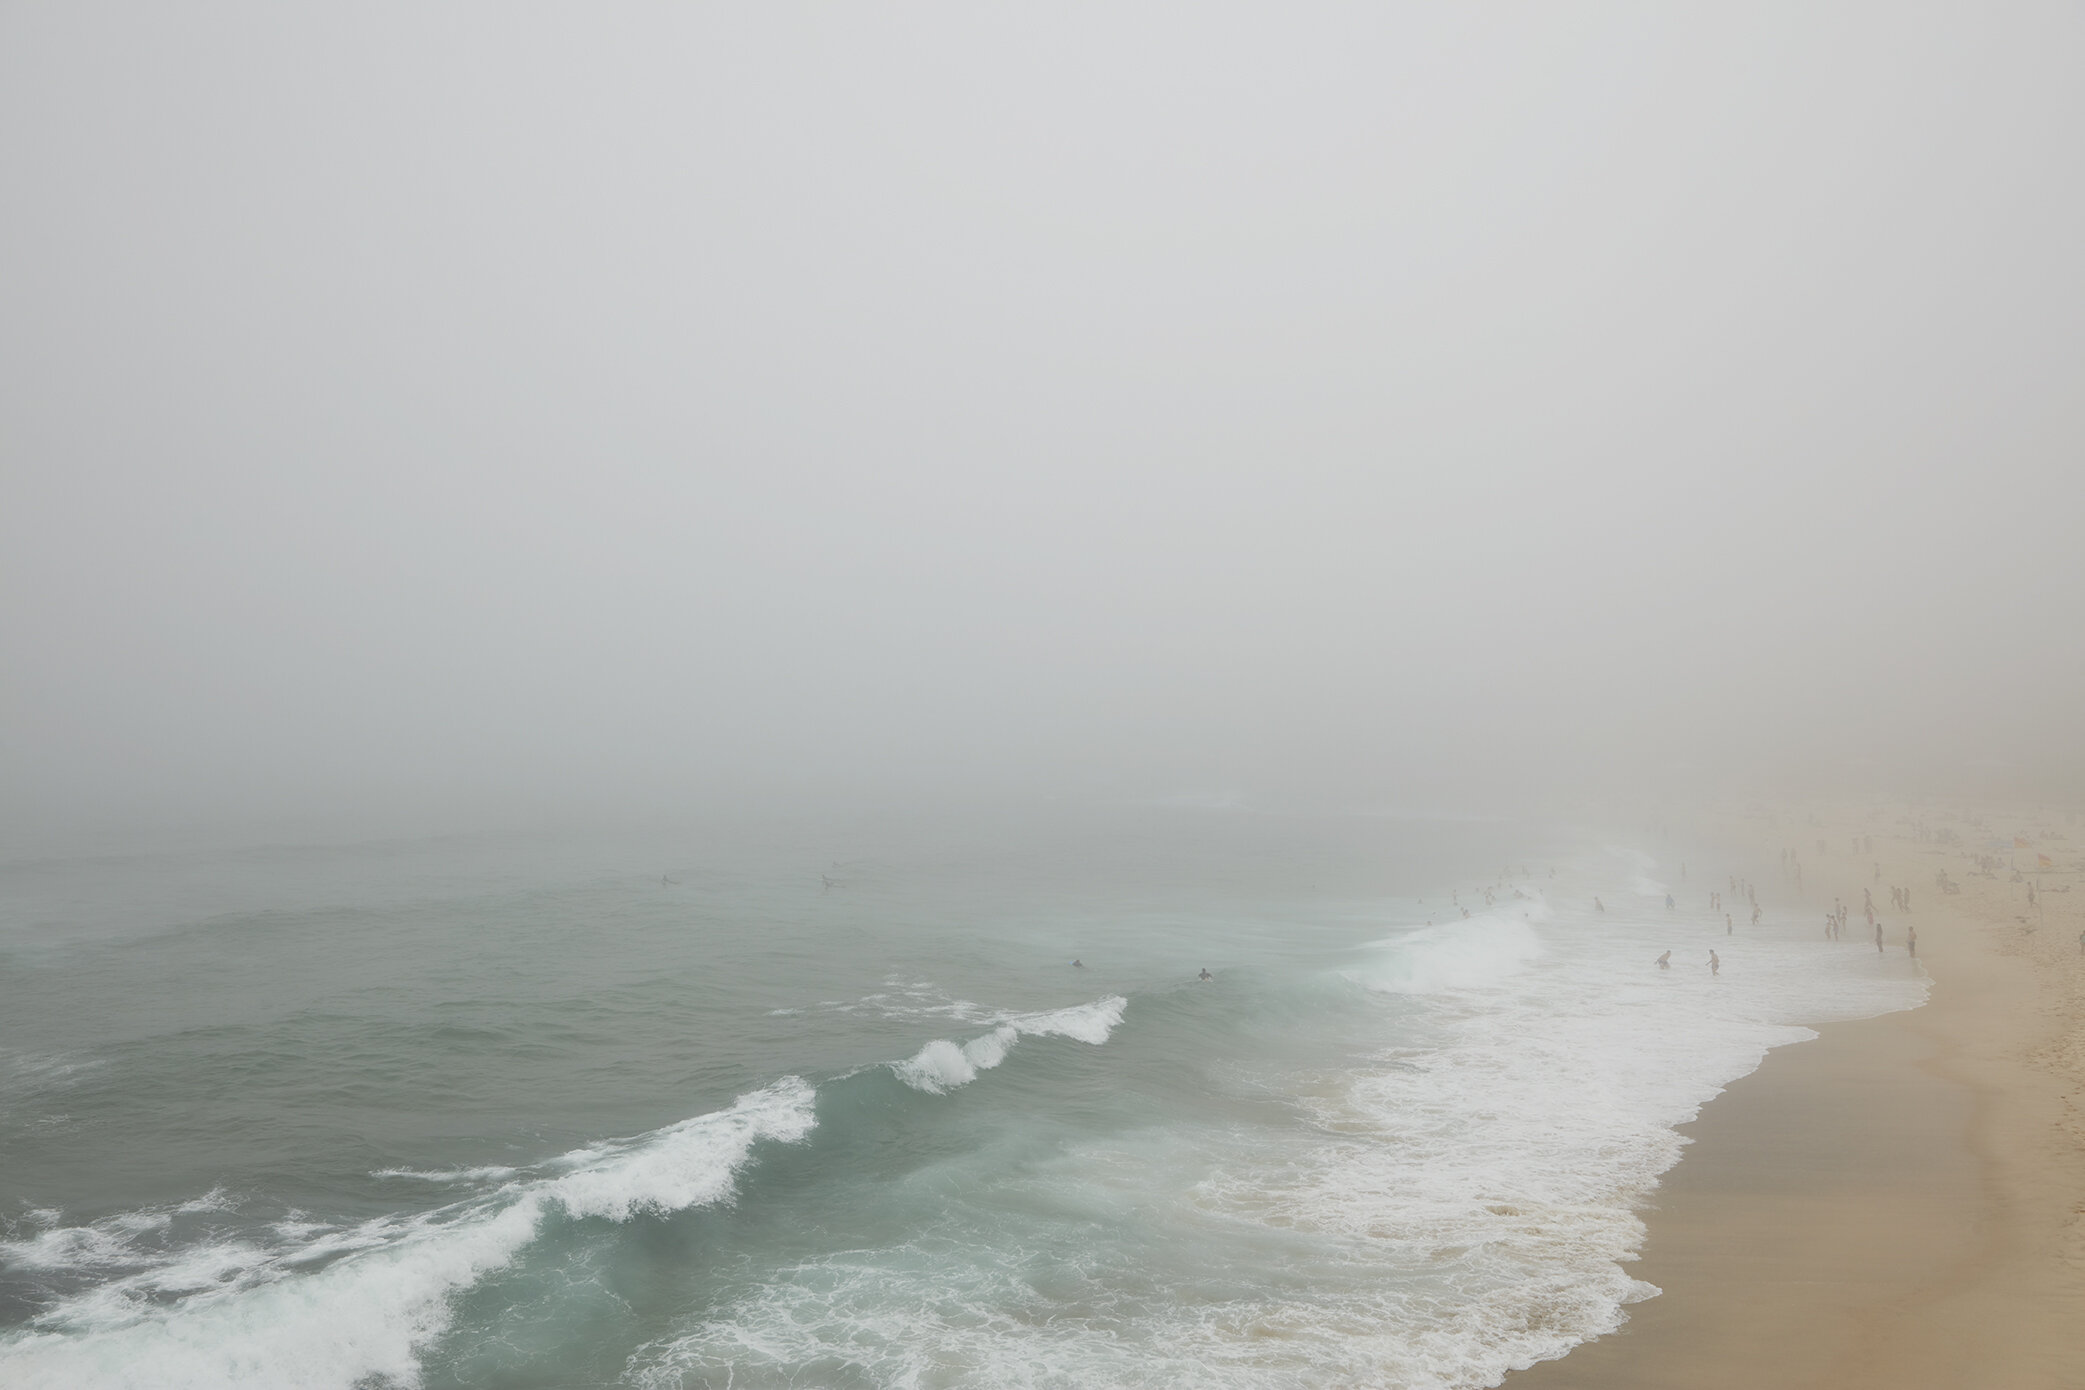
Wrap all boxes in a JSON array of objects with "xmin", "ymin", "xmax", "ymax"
[{"xmin": 0, "ymin": 806, "xmax": 1924, "ymax": 1389}]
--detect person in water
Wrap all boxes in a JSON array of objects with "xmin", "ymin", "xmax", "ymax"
[
  {"xmin": 1708, "ymin": 949, "xmax": 1720, "ymax": 976},
  {"xmin": 1665, "ymin": 894, "xmax": 1676, "ymax": 910},
  {"xmin": 1656, "ymin": 951, "xmax": 1671, "ymax": 969},
  {"xmin": 1198, "ymin": 967, "xmax": 1213, "ymax": 981},
  {"xmin": 1071, "ymin": 958, "xmax": 1085, "ymax": 968}
]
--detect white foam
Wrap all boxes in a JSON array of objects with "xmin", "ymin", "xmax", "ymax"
[
  {"xmin": 1008, "ymin": 996, "xmax": 1128, "ymax": 1045},
  {"xmin": 1, "ymin": 1052, "xmax": 108, "ymax": 1098},
  {"xmin": 893, "ymin": 997, "xmax": 1127, "ymax": 1093},
  {"xmin": 0, "ymin": 1079, "xmax": 817, "ymax": 1390},
  {"xmin": 1345, "ymin": 912, "xmax": 1545, "ymax": 995},
  {"xmin": 893, "ymin": 1037, "xmax": 990, "ymax": 1093},
  {"xmin": 1, "ymin": 1224, "xmax": 141, "ymax": 1273},
  {"xmin": 633, "ymin": 862, "xmax": 1927, "ymax": 1390},
  {"xmin": 785, "ymin": 979, "xmax": 1004, "ymax": 1026},
  {"xmin": 370, "ymin": 1166, "xmax": 520, "ymax": 1183},
  {"xmin": 541, "ymin": 1084, "xmax": 815, "ymax": 1222}
]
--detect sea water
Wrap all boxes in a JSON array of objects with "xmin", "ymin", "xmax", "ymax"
[{"xmin": 0, "ymin": 807, "xmax": 1925, "ymax": 1389}]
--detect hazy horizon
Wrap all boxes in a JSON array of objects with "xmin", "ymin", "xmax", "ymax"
[{"xmin": 6, "ymin": 3, "xmax": 2083, "ymax": 841}]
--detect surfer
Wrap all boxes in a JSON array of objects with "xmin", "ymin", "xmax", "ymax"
[{"xmin": 1198, "ymin": 968, "xmax": 1213, "ymax": 981}]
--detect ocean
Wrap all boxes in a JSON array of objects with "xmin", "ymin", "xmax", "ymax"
[{"xmin": 0, "ymin": 805, "xmax": 1926, "ymax": 1389}]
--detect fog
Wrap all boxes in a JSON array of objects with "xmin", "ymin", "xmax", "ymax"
[{"xmin": 4, "ymin": 3, "xmax": 2082, "ymax": 839}]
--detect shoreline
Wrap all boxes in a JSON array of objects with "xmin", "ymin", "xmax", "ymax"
[{"xmin": 1509, "ymin": 807, "xmax": 2085, "ymax": 1390}]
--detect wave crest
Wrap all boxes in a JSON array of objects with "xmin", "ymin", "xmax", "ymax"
[
  {"xmin": 894, "ymin": 997, "xmax": 1127, "ymax": 1094},
  {"xmin": 0, "ymin": 1079, "xmax": 817, "ymax": 1390}
]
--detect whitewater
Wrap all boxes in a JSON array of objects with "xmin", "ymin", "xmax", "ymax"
[{"xmin": 0, "ymin": 810, "xmax": 1926, "ymax": 1388}]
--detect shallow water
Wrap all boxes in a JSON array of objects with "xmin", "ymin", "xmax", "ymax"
[{"xmin": 0, "ymin": 807, "xmax": 1925, "ymax": 1388}]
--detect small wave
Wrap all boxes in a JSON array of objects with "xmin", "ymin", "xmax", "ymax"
[
  {"xmin": 0, "ymin": 1052, "xmax": 108, "ymax": 1099},
  {"xmin": 771, "ymin": 979, "xmax": 1003, "ymax": 1026},
  {"xmin": 175, "ymin": 1187, "xmax": 237, "ymax": 1214},
  {"xmin": 894, "ymin": 997, "xmax": 1128, "ymax": 1094},
  {"xmin": 370, "ymin": 1166, "xmax": 520, "ymax": 1184},
  {"xmin": 0, "ymin": 1079, "xmax": 817, "ymax": 1390}
]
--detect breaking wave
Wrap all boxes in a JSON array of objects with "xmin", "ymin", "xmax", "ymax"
[
  {"xmin": 893, "ymin": 996, "xmax": 1128, "ymax": 1094},
  {"xmin": 0, "ymin": 1080, "xmax": 817, "ymax": 1390}
]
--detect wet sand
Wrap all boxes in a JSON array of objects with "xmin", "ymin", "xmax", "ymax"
[{"xmin": 1509, "ymin": 809, "xmax": 2085, "ymax": 1390}]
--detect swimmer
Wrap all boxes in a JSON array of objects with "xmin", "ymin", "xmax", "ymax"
[
  {"xmin": 1656, "ymin": 951, "xmax": 1671, "ymax": 969},
  {"xmin": 1071, "ymin": 958, "xmax": 1085, "ymax": 968}
]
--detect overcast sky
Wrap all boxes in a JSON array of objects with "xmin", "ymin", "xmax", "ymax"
[{"xmin": 4, "ymin": 3, "xmax": 2082, "ymax": 834}]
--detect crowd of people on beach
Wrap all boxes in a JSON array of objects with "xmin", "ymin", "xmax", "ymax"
[
  {"xmin": 1081, "ymin": 841, "xmax": 1962, "ymax": 987},
  {"xmin": 1641, "ymin": 847, "xmax": 1931, "ymax": 976}
]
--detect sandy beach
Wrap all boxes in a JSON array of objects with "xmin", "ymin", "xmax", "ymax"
[{"xmin": 1510, "ymin": 805, "xmax": 2085, "ymax": 1390}]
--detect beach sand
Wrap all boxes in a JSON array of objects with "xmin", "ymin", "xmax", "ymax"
[{"xmin": 1509, "ymin": 806, "xmax": 2085, "ymax": 1390}]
